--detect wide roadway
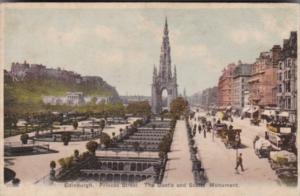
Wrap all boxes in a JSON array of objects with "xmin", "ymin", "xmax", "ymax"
[{"xmin": 192, "ymin": 110, "xmax": 280, "ymax": 187}]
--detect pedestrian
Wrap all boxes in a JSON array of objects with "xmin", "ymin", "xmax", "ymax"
[
  {"xmin": 253, "ymin": 135, "xmax": 260, "ymax": 149},
  {"xmin": 265, "ymin": 131, "xmax": 269, "ymax": 140},
  {"xmin": 235, "ymin": 153, "xmax": 244, "ymax": 172},
  {"xmin": 203, "ymin": 128, "xmax": 206, "ymax": 138},
  {"xmin": 198, "ymin": 124, "xmax": 202, "ymax": 133}
]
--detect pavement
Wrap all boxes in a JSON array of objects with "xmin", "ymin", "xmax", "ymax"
[
  {"xmin": 192, "ymin": 111, "xmax": 281, "ymax": 187},
  {"xmin": 162, "ymin": 120, "xmax": 194, "ymax": 184}
]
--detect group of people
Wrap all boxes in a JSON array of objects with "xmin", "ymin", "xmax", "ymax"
[
  {"xmin": 191, "ymin": 111, "xmax": 245, "ymax": 173},
  {"xmin": 191, "ymin": 116, "xmax": 213, "ymax": 139}
]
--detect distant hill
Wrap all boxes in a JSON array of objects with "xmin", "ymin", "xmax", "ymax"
[{"xmin": 4, "ymin": 63, "xmax": 120, "ymax": 114}]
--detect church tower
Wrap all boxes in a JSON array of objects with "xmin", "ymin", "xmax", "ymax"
[{"xmin": 151, "ymin": 18, "xmax": 178, "ymax": 114}]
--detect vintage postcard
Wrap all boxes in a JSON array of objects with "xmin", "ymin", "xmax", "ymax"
[{"xmin": 0, "ymin": 2, "xmax": 299, "ymax": 196}]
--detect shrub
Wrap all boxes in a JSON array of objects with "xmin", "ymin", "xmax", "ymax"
[
  {"xmin": 64, "ymin": 156, "xmax": 74, "ymax": 168},
  {"xmin": 61, "ymin": 132, "xmax": 71, "ymax": 145},
  {"xmin": 86, "ymin": 141, "xmax": 98, "ymax": 155},
  {"xmin": 159, "ymin": 151, "xmax": 166, "ymax": 159},
  {"xmin": 100, "ymin": 132, "xmax": 112, "ymax": 148},
  {"xmin": 74, "ymin": 149, "xmax": 79, "ymax": 157},
  {"xmin": 20, "ymin": 133, "xmax": 29, "ymax": 144},
  {"xmin": 58, "ymin": 158, "xmax": 66, "ymax": 169},
  {"xmin": 79, "ymin": 151, "xmax": 90, "ymax": 160},
  {"xmin": 73, "ymin": 120, "xmax": 78, "ymax": 130},
  {"xmin": 50, "ymin": 161, "xmax": 56, "ymax": 169}
]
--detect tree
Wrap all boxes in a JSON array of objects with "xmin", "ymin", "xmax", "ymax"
[
  {"xmin": 100, "ymin": 132, "xmax": 112, "ymax": 148},
  {"xmin": 20, "ymin": 133, "xmax": 29, "ymax": 144},
  {"xmin": 100, "ymin": 119, "xmax": 106, "ymax": 131},
  {"xmin": 50, "ymin": 160, "xmax": 56, "ymax": 180},
  {"xmin": 61, "ymin": 132, "xmax": 71, "ymax": 146},
  {"xmin": 74, "ymin": 149, "xmax": 80, "ymax": 162},
  {"xmin": 86, "ymin": 141, "xmax": 98, "ymax": 155},
  {"xmin": 73, "ymin": 120, "xmax": 78, "ymax": 130},
  {"xmin": 119, "ymin": 128, "xmax": 123, "ymax": 137},
  {"xmin": 126, "ymin": 101, "xmax": 151, "ymax": 116},
  {"xmin": 170, "ymin": 97, "xmax": 189, "ymax": 119},
  {"xmin": 50, "ymin": 160, "xmax": 56, "ymax": 169}
]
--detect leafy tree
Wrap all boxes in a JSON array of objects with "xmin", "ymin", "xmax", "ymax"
[
  {"xmin": 73, "ymin": 120, "xmax": 78, "ymax": 130},
  {"xmin": 58, "ymin": 158, "xmax": 66, "ymax": 169},
  {"xmin": 126, "ymin": 101, "xmax": 151, "ymax": 116},
  {"xmin": 20, "ymin": 133, "xmax": 29, "ymax": 144},
  {"xmin": 100, "ymin": 119, "xmax": 106, "ymax": 131},
  {"xmin": 100, "ymin": 132, "xmax": 112, "ymax": 148},
  {"xmin": 170, "ymin": 97, "xmax": 189, "ymax": 119},
  {"xmin": 61, "ymin": 132, "xmax": 71, "ymax": 146},
  {"xmin": 74, "ymin": 149, "xmax": 80, "ymax": 161},
  {"xmin": 86, "ymin": 141, "xmax": 98, "ymax": 155},
  {"xmin": 50, "ymin": 160, "xmax": 56, "ymax": 169}
]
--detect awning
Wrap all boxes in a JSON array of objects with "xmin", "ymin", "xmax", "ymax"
[
  {"xmin": 280, "ymin": 127, "xmax": 291, "ymax": 134},
  {"xmin": 242, "ymin": 107, "xmax": 250, "ymax": 113},
  {"xmin": 262, "ymin": 110, "xmax": 276, "ymax": 116},
  {"xmin": 247, "ymin": 107, "xmax": 258, "ymax": 114},
  {"xmin": 219, "ymin": 106, "xmax": 225, "ymax": 110},
  {"xmin": 226, "ymin": 106, "xmax": 232, "ymax": 110},
  {"xmin": 279, "ymin": 111, "xmax": 289, "ymax": 117}
]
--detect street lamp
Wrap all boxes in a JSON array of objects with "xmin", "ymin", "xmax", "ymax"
[{"xmin": 235, "ymin": 133, "xmax": 240, "ymax": 164}]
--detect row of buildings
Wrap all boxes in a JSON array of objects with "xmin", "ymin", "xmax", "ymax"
[
  {"xmin": 43, "ymin": 92, "xmax": 112, "ymax": 106},
  {"xmin": 198, "ymin": 31, "xmax": 297, "ymax": 123},
  {"xmin": 10, "ymin": 61, "xmax": 82, "ymax": 83}
]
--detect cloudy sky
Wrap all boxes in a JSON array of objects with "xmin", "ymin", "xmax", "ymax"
[{"xmin": 3, "ymin": 4, "xmax": 298, "ymax": 96}]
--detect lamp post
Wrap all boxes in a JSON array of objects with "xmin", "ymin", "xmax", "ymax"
[{"xmin": 235, "ymin": 134, "xmax": 240, "ymax": 166}]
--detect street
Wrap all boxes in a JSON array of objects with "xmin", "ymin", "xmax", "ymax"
[{"xmin": 191, "ymin": 110, "xmax": 281, "ymax": 187}]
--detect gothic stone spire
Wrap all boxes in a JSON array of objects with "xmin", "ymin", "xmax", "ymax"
[{"xmin": 159, "ymin": 17, "xmax": 172, "ymax": 80}]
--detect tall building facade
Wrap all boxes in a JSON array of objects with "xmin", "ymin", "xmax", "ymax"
[
  {"xmin": 218, "ymin": 63, "xmax": 236, "ymax": 107},
  {"xmin": 277, "ymin": 31, "xmax": 297, "ymax": 122},
  {"xmin": 248, "ymin": 45, "xmax": 281, "ymax": 108},
  {"xmin": 151, "ymin": 18, "xmax": 178, "ymax": 114},
  {"xmin": 200, "ymin": 86, "xmax": 218, "ymax": 109},
  {"xmin": 232, "ymin": 61, "xmax": 252, "ymax": 112}
]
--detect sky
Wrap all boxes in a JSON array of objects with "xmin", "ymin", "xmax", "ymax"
[{"xmin": 3, "ymin": 4, "xmax": 299, "ymax": 96}]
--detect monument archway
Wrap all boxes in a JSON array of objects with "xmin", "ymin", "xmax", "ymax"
[{"xmin": 151, "ymin": 18, "xmax": 178, "ymax": 114}]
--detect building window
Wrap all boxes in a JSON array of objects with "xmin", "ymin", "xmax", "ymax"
[
  {"xmin": 286, "ymin": 97, "xmax": 291, "ymax": 109},
  {"xmin": 279, "ymin": 62, "xmax": 282, "ymax": 70},
  {"xmin": 286, "ymin": 81, "xmax": 291, "ymax": 92},
  {"xmin": 279, "ymin": 73, "xmax": 282, "ymax": 81},
  {"xmin": 278, "ymin": 84, "xmax": 282, "ymax": 93}
]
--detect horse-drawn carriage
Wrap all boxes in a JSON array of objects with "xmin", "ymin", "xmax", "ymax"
[
  {"xmin": 250, "ymin": 118, "xmax": 260, "ymax": 126},
  {"xmin": 254, "ymin": 137, "xmax": 272, "ymax": 158},
  {"xmin": 223, "ymin": 128, "xmax": 242, "ymax": 149},
  {"xmin": 213, "ymin": 122, "xmax": 228, "ymax": 137}
]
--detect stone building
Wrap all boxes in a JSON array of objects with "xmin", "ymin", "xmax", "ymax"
[
  {"xmin": 200, "ymin": 86, "xmax": 218, "ymax": 109},
  {"xmin": 277, "ymin": 31, "xmax": 297, "ymax": 123},
  {"xmin": 218, "ymin": 63, "xmax": 236, "ymax": 108},
  {"xmin": 66, "ymin": 92, "xmax": 85, "ymax": 105},
  {"xmin": 248, "ymin": 45, "xmax": 281, "ymax": 108},
  {"xmin": 232, "ymin": 61, "xmax": 252, "ymax": 113}
]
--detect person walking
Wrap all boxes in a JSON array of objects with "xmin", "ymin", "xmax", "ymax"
[
  {"xmin": 198, "ymin": 124, "xmax": 202, "ymax": 134},
  {"xmin": 203, "ymin": 127, "xmax": 206, "ymax": 138},
  {"xmin": 235, "ymin": 153, "xmax": 244, "ymax": 172},
  {"xmin": 253, "ymin": 135, "xmax": 260, "ymax": 149}
]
